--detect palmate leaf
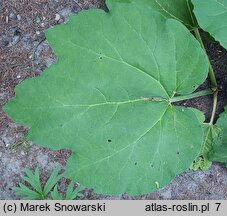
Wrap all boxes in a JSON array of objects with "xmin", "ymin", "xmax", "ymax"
[
  {"xmin": 51, "ymin": 185, "xmax": 63, "ymax": 200},
  {"xmin": 3, "ymin": 2, "xmax": 209, "ymax": 195},
  {"xmin": 22, "ymin": 167, "xmax": 43, "ymax": 194},
  {"xmin": 13, "ymin": 167, "xmax": 63, "ymax": 200},
  {"xmin": 65, "ymin": 183, "xmax": 83, "ymax": 200},
  {"xmin": 12, "ymin": 183, "xmax": 41, "ymax": 200},
  {"xmin": 43, "ymin": 166, "xmax": 63, "ymax": 196},
  {"xmin": 209, "ymin": 106, "xmax": 227, "ymax": 165},
  {"xmin": 50, "ymin": 183, "xmax": 83, "ymax": 200},
  {"xmin": 106, "ymin": 0, "xmax": 198, "ymax": 29},
  {"xmin": 192, "ymin": 0, "xmax": 227, "ymax": 49}
]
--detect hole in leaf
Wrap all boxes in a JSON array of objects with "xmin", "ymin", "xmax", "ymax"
[
  {"xmin": 99, "ymin": 56, "xmax": 102, "ymax": 59},
  {"xmin": 177, "ymin": 152, "xmax": 180, "ymax": 155},
  {"xmin": 107, "ymin": 139, "xmax": 112, "ymax": 143},
  {"xmin": 134, "ymin": 162, "xmax": 137, "ymax": 165},
  {"xmin": 151, "ymin": 164, "xmax": 154, "ymax": 168}
]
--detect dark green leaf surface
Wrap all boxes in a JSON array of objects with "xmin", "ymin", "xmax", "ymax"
[
  {"xmin": 209, "ymin": 107, "xmax": 227, "ymax": 165},
  {"xmin": 4, "ymin": 2, "xmax": 208, "ymax": 195},
  {"xmin": 107, "ymin": 0, "xmax": 197, "ymax": 29},
  {"xmin": 192, "ymin": 0, "xmax": 227, "ymax": 49}
]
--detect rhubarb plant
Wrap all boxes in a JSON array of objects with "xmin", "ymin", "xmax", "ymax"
[{"xmin": 3, "ymin": 0, "xmax": 227, "ymax": 195}]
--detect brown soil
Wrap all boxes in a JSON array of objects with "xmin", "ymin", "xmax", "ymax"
[{"xmin": 0, "ymin": 0, "xmax": 227, "ymax": 200}]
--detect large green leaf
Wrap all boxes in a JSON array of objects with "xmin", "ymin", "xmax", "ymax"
[
  {"xmin": 209, "ymin": 107, "xmax": 227, "ymax": 165},
  {"xmin": 106, "ymin": 0, "xmax": 197, "ymax": 29},
  {"xmin": 192, "ymin": 0, "xmax": 227, "ymax": 49},
  {"xmin": 3, "ymin": 2, "xmax": 209, "ymax": 195}
]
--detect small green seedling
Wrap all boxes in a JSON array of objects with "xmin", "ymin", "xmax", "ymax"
[{"xmin": 13, "ymin": 166, "xmax": 82, "ymax": 200}]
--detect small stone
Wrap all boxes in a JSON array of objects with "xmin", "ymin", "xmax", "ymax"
[
  {"xmin": 40, "ymin": 22, "xmax": 45, "ymax": 27},
  {"xmin": 5, "ymin": 15, "xmax": 9, "ymax": 23},
  {"xmin": 55, "ymin": 13, "xmax": 61, "ymax": 21},
  {"xmin": 17, "ymin": 14, "xmax": 21, "ymax": 21},
  {"xmin": 9, "ymin": 12, "xmax": 16, "ymax": 19},
  {"xmin": 16, "ymin": 75, "xmax": 21, "ymax": 79},
  {"xmin": 36, "ymin": 16, "xmax": 41, "ymax": 23},
  {"xmin": 36, "ymin": 31, "xmax": 41, "ymax": 35}
]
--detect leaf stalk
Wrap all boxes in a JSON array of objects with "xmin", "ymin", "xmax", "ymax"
[
  {"xmin": 209, "ymin": 90, "xmax": 218, "ymax": 125},
  {"xmin": 194, "ymin": 28, "xmax": 217, "ymax": 91},
  {"xmin": 194, "ymin": 28, "xmax": 218, "ymax": 125},
  {"xmin": 170, "ymin": 89, "xmax": 213, "ymax": 103}
]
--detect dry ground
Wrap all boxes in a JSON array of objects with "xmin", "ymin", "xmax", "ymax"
[{"xmin": 0, "ymin": 0, "xmax": 227, "ymax": 199}]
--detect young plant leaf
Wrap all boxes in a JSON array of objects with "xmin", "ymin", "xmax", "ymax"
[
  {"xmin": 65, "ymin": 182, "xmax": 82, "ymax": 200},
  {"xmin": 3, "ymin": 2, "xmax": 209, "ymax": 195},
  {"xmin": 106, "ymin": 0, "xmax": 198, "ymax": 29},
  {"xmin": 51, "ymin": 185, "xmax": 63, "ymax": 200},
  {"xmin": 13, "ymin": 167, "xmax": 66, "ymax": 200},
  {"xmin": 50, "ymin": 183, "xmax": 82, "ymax": 200},
  {"xmin": 191, "ymin": 124, "xmax": 221, "ymax": 171},
  {"xmin": 12, "ymin": 183, "xmax": 42, "ymax": 200},
  {"xmin": 22, "ymin": 167, "xmax": 43, "ymax": 194},
  {"xmin": 209, "ymin": 106, "xmax": 227, "ymax": 165},
  {"xmin": 192, "ymin": 0, "xmax": 227, "ymax": 49},
  {"xmin": 43, "ymin": 166, "xmax": 63, "ymax": 196}
]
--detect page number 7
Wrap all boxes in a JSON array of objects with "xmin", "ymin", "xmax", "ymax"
[{"xmin": 215, "ymin": 203, "xmax": 221, "ymax": 211}]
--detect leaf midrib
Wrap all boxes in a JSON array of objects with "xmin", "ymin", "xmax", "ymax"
[{"xmin": 19, "ymin": 97, "xmax": 169, "ymax": 110}]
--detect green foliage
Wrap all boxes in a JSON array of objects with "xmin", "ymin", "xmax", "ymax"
[
  {"xmin": 192, "ymin": 0, "xmax": 227, "ymax": 49},
  {"xmin": 191, "ymin": 125, "xmax": 221, "ymax": 171},
  {"xmin": 209, "ymin": 107, "xmax": 227, "ymax": 165},
  {"xmin": 4, "ymin": 2, "xmax": 210, "ymax": 195},
  {"xmin": 13, "ymin": 167, "xmax": 82, "ymax": 200},
  {"xmin": 51, "ymin": 183, "xmax": 83, "ymax": 200},
  {"xmin": 107, "ymin": 0, "xmax": 197, "ymax": 29},
  {"xmin": 3, "ymin": 0, "xmax": 227, "ymax": 195}
]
